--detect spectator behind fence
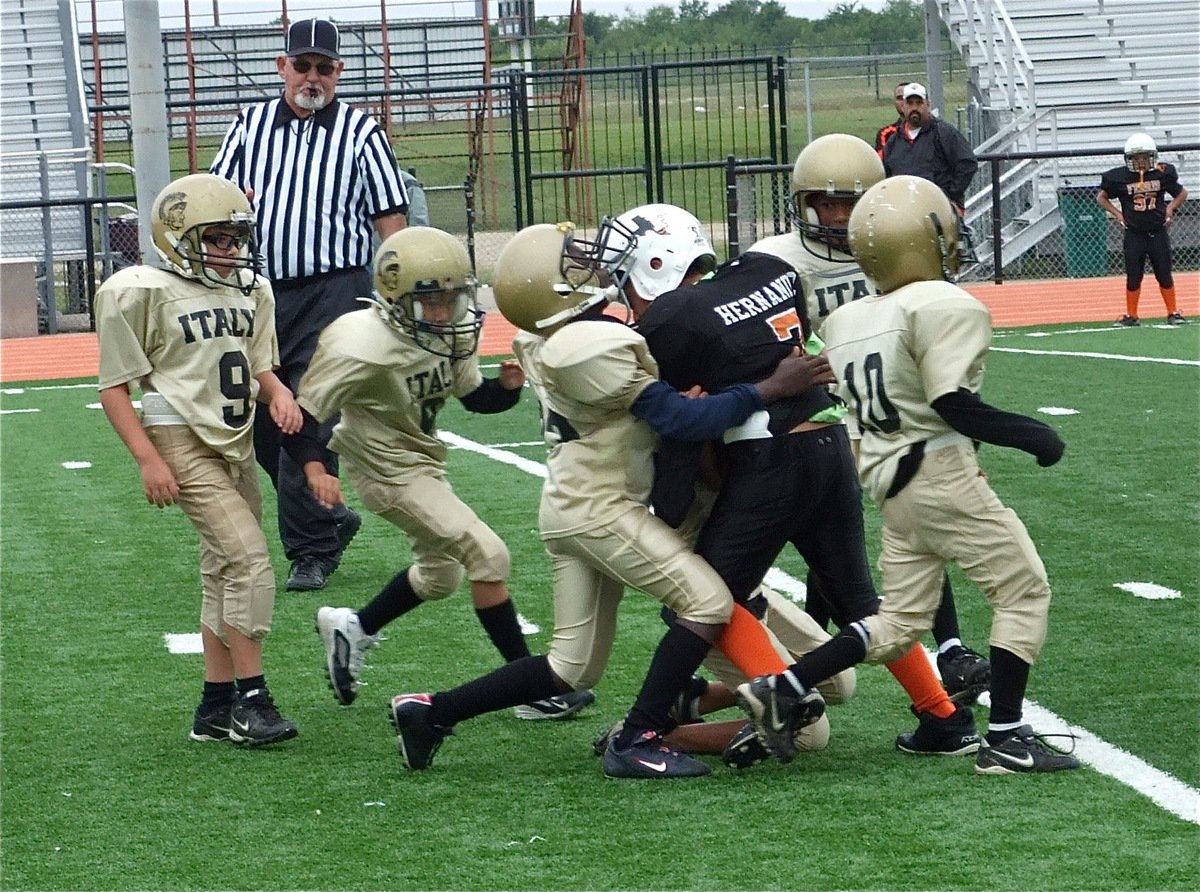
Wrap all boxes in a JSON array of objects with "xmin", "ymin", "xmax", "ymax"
[
  {"xmin": 881, "ymin": 83, "xmax": 978, "ymax": 212},
  {"xmin": 400, "ymin": 170, "xmax": 430, "ymax": 227},
  {"xmin": 873, "ymin": 81, "xmax": 909, "ymax": 159},
  {"xmin": 1097, "ymin": 132, "xmax": 1188, "ymax": 327},
  {"xmin": 209, "ymin": 18, "xmax": 410, "ymax": 593}
]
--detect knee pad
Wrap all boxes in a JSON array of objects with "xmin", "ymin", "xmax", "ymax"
[{"xmin": 411, "ymin": 562, "xmax": 465, "ymax": 601}]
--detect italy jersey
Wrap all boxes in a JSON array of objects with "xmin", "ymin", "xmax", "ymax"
[
  {"xmin": 750, "ymin": 232, "xmax": 879, "ymax": 335},
  {"xmin": 513, "ymin": 321, "xmax": 660, "ymax": 539},
  {"xmin": 95, "ymin": 265, "xmax": 278, "ymax": 463},
  {"xmin": 822, "ymin": 279, "xmax": 990, "ymax": 505},
  {"xmin": 297, "ymin": 306, "xmax": 483, "ymax": 483}
]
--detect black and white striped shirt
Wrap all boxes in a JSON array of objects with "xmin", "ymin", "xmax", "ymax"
[{"xmin": 209, "ymin": 96, "xmax": 407, "ymax": 282}]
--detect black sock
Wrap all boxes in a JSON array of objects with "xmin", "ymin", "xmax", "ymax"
[
  {"xmin": 201, "ymin": 680, "xmax": 235, "ymax": 710},
  {"xmin": 429, "ymin": 655, "xmax": 560, "ymax": 727},
  {"xmin": 987, "ymin": 646, "xmax": 1031, "ymax": 741},
  {"xmin": 235, "ymin": 675, "xmax": 266, "ymax": 698},
  {"xmin": 616, "ymin": 623, "xmax": 712, "ymax": 749},
  {"xmin": 357, "ymin": 568, "xmax": 421, "ymax": 636},
  {"xmin": 475, "ymin": 599, "xmax": 533, "ymax": 662},
  {"xmin": 931, "ymin": 574, "xmax": 960, "ymax": 645},
  {"xmin": 788, "ymin": 628, "xmax": 866, "ymax": 690}
]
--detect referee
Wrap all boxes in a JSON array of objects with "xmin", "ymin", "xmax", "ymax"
[{"xmin": 210, "ymin": 18, "xmax": 409, "ymax": 591}]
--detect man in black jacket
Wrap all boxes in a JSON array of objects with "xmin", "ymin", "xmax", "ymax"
[{"xmin": 882, "ymin": 82, "xmax": 978, "ymax": 211}]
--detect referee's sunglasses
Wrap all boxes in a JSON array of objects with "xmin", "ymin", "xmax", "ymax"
[{"xmin": 291, "ymin": 58, "xmax": 337, "ymax": 76}]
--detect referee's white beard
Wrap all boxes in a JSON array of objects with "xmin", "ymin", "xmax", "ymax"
[{"xmin": 294, "ymin": 86, "xmax": 329, "ymax": 112}]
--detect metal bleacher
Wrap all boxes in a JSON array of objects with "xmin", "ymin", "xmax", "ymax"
[
  {"xmin": 937, "ymin": 0, "xmax": 1200, "ymax": 277},
  {"xmin": 0, "ymin": 0, "xmax": 92, "ymax": 332}
]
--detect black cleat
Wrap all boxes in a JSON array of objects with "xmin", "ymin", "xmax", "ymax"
[
  {"xmin": 512, "ymin": 689, "xmax": 596, "ymax": 720},
  {"xmin": 228, "ymin": 689, "xmax": 298, "ymax": 746},
  {"xmin": 975, "ymin": 725, "xmax": 1081, "ymax": 775},
  {"xmin": 735, "ymin": 674, "xmax": 825, "ymax": 764},
  {"xmin": 669, "ymin": 674, "xmax": 709, "ymax": 725},
  {"xmin": 896, "ymin": 705, "xmax": 981, "ymax": 756},
  {"xmin": 329, "ymin": 509, "xmax": 363, "ymax": 572},
  {"xmin": 721, "ymin": 721, "xmax": 770, "ymax": 770},
  {"xmin": 602, "ymin": 730, "xmax": 711, "ymax": 779},
  {"xmin": 591, "ymin": 719, "xmax": 625, "ymax": 757},
  {"xmin": 937, "ymin": 646, "xmax": 991, "ymax": 705},
  {"xmin": 1113, "ymin": 314, "xmax": 1140, "ymax": 327},
  {"xmin": 189, "ymin": 702, "xmax": 231, "ymax": 742},
  {"xmin": 286, "ymin": 556, "xmax": 330, "ymax": 591},
  {"xmin": 1166, "ymin": 312, "xmax": 1187, "ymax": 325},
  {"xmin": 389, "ymin": 693, "xmax": 453, "ymax": 770}
]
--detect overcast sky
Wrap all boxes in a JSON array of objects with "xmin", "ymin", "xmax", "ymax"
[{"xmin": 82, "ymin": 1, "xmax": 892, "ymax": 32}]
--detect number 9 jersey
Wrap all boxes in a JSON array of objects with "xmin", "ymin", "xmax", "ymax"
[{"xmin": 96, "ymin": 264, "xmax": 279, "ymax": 462}]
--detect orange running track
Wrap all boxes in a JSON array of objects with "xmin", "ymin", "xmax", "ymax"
[{"xmin": 2, "ymin": 272, "xmax": 1196, "ymax": 384}]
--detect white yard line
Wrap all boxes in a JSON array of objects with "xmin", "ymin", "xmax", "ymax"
[
  {"xmin": 440, "ymin": 429, "xmax": 1200, "ymax": 826},
  {"xmin": 991, "ymin": 347, "xmax": 1200, "ymax": 366}
]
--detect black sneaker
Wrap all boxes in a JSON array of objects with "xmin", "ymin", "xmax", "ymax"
[
  {"xmin": 512, "ymin": 689, "xmax": 596, "ymax": 720},
  {"xmin": 188, "ymin": 701, "xmax": 231, "ymax": 742},
  {"xmin": 721, "ymin": 721, "xmax": 770, "ymax": 770},
  {"xmin": 1114, "ymin": 314, "xmax": 1140, "ymax": 327},
  {"xmin": 591, "ymin": 718, "xmax": 625, "ymax": 757},
  {"xmin": 228, "ymin": 689, "xmax": 298, "ymax": 746},
  {"xmin": 602, "ymin": 730, "xmax": 711, "ymax": 779},
  {"xmin": 286, "ymin": 556, "xmax": 329, "ymax": 592},
  {"xmin": 975, "ymin": 725, "xmax": 1081, "ymax": 775},
  {"xmin": 329, "ymin": 509, "xmax": 363, "ymax": 572},
  {"xmin": 896, "ymin": 705, "xmax": 981, "ymax": 756},
  {"xmin": 669, "ymin": 674, "xmax": 709, "ymax": 725},
  {"xmin": 937, "ymin": 646, "xmax": 991, "ymax": 704},
  {"xmin": 735, "ymin": 674, "xmax": 825, "ymax": 764},
  {"xmin": 389, "ymin": 693, "xmax": 454, "ymax": 770},
  {"xmin": 1167, "ymin": 312, "xmax": 1187, "ymax": 325}
]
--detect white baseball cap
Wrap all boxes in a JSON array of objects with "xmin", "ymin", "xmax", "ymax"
[{"xmin": 902, "ymin": 83, "xmax": 928, "ymax": 101}]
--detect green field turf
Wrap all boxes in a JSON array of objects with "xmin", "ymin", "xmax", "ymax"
[{"xmin": 1, "ymin": 319, "xmax": 1196, "ymax": 891}]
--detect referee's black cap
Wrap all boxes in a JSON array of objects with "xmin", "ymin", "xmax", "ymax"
[{"xmin": 286, "ymin": 19, "xmax": 340, "ymax": 60}]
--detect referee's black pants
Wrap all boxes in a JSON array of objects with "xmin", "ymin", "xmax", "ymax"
[
  {"xmin": 255, "ymin": 266, "xmax": 371, "ymax": 564},
  {"xmin": 695, "ymin": 424, "xmax": 880, "ymax": 623}
]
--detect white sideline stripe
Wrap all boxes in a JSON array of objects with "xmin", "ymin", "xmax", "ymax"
[
  {"xmin": 440, "ymin": 429, "xmax": 1200, "ymax": 826},
  {"xmin": 1114, "ymin": 582, "xmax": 1183, "ymax": 601},
  {"xmin": 2, "ymin": 383, "xmax": 96, "ymax": 393},
  {"xmin": 164, "ymin": 632, "xmax": 203, "ymax": 654},
  {"xmin": 991, "ymin": 346, "xmax": 1200, "ymax": 366},
  {"xmin": 0, "ymin": 408, "xmax": 40, "ymax": 415}
]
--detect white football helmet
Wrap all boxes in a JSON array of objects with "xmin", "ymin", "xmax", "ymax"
[
  {"xmin": 493, "ymin": 222, "xmax": 618, "ymax": 336},
  {"xmin": 1124, "ymin": 132, "xmax": 1158, "ymax": 172},
  {"xmin": 592, "ymin": 203, "xmax": 716, "ymax": 302},
  {"xmin": 151, "ymin": 173, "xmax": 259, "ymax": 294},
  {"xmin": 791, "ymin": 134, "xmax": 884, "ymax": 258},
  {"xmin": 847, "ymin": 176, "xmax": 961, "ymax": 293},
  {"xmin": 372, "ymin": 227, "xmax": 483, "ymax": 359}
]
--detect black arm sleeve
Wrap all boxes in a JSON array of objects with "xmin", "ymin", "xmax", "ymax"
[
  {"xmin": 932, "ymin": 389, "xmax": 1064, "ymax": 466},
  {"xmin": 458, "ymin": 377, "xmax": 522, "ymax": 414},
  {"xmin": 279, "ymin": 407, "xmax": 335, "ymax": 472}
]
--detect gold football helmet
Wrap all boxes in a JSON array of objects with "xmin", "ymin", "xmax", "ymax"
[
  {"xmin": 791, "ymin": 134, "xmax": 884, "ymax": 257},
  {"xmin": 372, "ymin": 226, "xmax": 483, "ymax": 359},
  {"xmin": 151, "ymin": 173, "xmax": 259, "ymax": 294},
  {"xmin": 847, "ymin": 175, "xmax": 960, "ymax": 293},
  {"xmin": 493, "ymin": 222, "xmax": 616, "ymax": 335}
]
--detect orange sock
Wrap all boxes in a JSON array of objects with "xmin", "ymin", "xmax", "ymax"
[
  {"xmin": 1126, "ymin": 289, "xmax": 1141, "ymax": 318},
  {"xmin": 714, "ymin": 603, "xmax": 787, "ymax": 677},
  {"xmin": 1161, "ymin": 285, "xmax": 1178, "ymax": 315},
  {"xmin": 885, "ymin": 643, "xmax": 955, "ymax": 718}
]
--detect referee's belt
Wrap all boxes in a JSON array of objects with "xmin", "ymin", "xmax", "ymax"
[{"xmin": 273, "ymin": 266, "xmax": 367, "ymax": 288}]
